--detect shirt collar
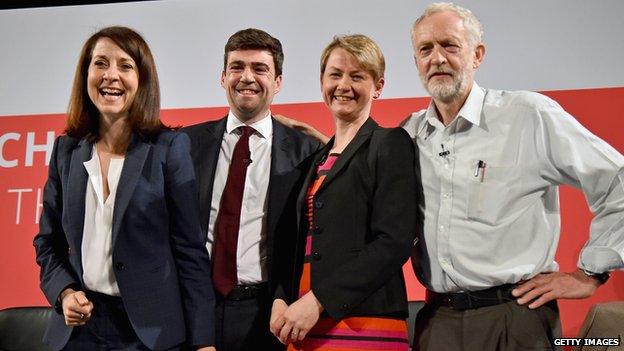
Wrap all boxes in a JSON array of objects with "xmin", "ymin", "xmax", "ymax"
[
  {"xmin": 226, "ymin": 110, "xmax": 273, "ymax": 139},
  {"xmin": 419, "ymin": 81, "xmax": 485, "ymax": 136},
  {"xmin": 456, "ymin": 81, "xmax": 484, "ymax": 128}
]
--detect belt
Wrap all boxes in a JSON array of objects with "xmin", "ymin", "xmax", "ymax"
[
  {"xmin": 225, "ymin": 283, "xmax": 268, "ymax": 301},
  {"xmin": 426, "ymin": 284, "xmax": 515, "ymax": 310}
]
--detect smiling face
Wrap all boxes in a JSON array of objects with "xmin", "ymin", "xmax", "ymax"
[
  {"xmin": 412, "ymin": 10, "xmax": 484, "ymax": 104},
  {"xmin": 221, "ymin": 49, "xmax": 282, "ymax": 124},
  {"xmin": 321, "ymin": 48, "xmax": 384, "ymax": 123},
  {"xmin": 86, "ymin": 37, "xmax": 139, "ymax": 122}
]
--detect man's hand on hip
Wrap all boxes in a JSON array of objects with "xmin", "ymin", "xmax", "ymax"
[{"xmin": 512, "ymin": 271, "xmax": 600, "ymax": 309}]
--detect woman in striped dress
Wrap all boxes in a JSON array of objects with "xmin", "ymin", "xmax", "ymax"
[{"xmin": 270, "ymin": 34, "xmax": 418, "ymax": 350}]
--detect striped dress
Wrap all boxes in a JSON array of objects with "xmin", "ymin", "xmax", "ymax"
[{"xmin": 288, "ymin": 154, "xmax": 409, "ymax": 351}]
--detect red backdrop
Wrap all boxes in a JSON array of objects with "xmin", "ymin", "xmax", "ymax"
[{"xmin": 0, "ymin": 87, "xmax": 622, "ymax": 337}]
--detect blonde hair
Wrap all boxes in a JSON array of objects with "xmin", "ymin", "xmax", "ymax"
[
  {"xmin": 320, "ymin": 34, "xmax": 385, "ymax": 82},
  {"xmin": 411, "ymin": 2, "xmax": 484, "ymax": 47}
]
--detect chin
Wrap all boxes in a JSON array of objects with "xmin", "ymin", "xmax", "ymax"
[{"xmin": 333, "ymin": 111, "xmax": 358, "ymax": 121}]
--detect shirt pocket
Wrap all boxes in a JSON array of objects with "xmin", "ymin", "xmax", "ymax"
[{"xmin": 466, "ymin": 164, "xmax": 518, "ymax": 225}]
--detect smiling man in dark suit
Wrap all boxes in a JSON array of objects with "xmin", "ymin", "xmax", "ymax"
[{"xmin": 181, "ymin": 28, "xmax": 319, "ymax": 351}]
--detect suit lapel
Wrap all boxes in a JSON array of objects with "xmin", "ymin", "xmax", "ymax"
[
  {"xmin": 111, "ymin": 134, "xmax": 150, "ymax": 247},
  {"xmin": 269, "ymin": 120, "xmax": 295, "ymax": 176},
  {"xmin": 315, "ymin": 118, "xmax": 377, "ymax": 195},
  {"xmin": 195, "ymin": 117, "xmax": 226, "ymax": 233},
  {"xmin": 65, "ymin": 138, "xmax": 92, "ymax": 280},
  {"xmin": 265, "ymin": 120, "xmax": 294, "ymax": 264}
]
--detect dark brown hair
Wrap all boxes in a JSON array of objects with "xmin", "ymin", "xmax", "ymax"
[
  {"xmin": 65, "ymin": 26, "xmax": 166, "ymax": 141},
  {"xmin": 224, "ymin": 28, "xmax": 284, "ymax": 76}
]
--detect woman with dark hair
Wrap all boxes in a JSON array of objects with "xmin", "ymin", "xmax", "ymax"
[
  {"xmin": 33, "ymin": 26, "xmax": 215, "ymax": 351},
  {"xmin": 270, "ymin": 34, "xmax": 418, "ymax": 350}
]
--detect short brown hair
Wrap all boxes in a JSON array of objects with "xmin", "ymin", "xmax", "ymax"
[
  {"xmin": 65, "ymin": 26, "xmax": 166, "ymax": 141},
  {"xmin": 320, "ymin": 34, "xmax": 385, "ymax": 82},
  {"xmin": 224, "ymin": 28, "xmax": 284, "ymax": 76}
]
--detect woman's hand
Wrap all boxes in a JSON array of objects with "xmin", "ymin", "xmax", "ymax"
[
  {"xmin": 60, "ymin": 288, "xmax": 94, "ymax": 326},
  {"xmin": 277, "ymin": 291, "xmax": 324, "ymax": 343},
  {"xmin": 270, "ymin": 298, "xmax": 289, "ymax": 341}
]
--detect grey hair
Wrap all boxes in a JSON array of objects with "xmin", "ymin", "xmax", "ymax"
[{"xmin": 411, "ymin": 2, "xmax": 484, "ymax": 47}]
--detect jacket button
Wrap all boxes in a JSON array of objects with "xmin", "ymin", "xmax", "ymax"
[
  {"xmin": 341, "ymin": 303, "xmax": 349, "ymax": 310},
  {"xmin": 314, "ymin": 225, "xmax": 323, "ymax": 234},
  {"xmin": 115, "ymin": 262, "xmax": 125, "ymax": 270},
  {"xmin": 313, "ymin": 252, "xmax": 321, "ymax": 261},
  {"xmin": 314, "ymin": 200, "xmax": 323, "ymax": 209}
]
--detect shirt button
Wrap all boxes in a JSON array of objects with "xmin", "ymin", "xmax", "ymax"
[
  {"xmin": 114, "ymin": 262, "xmax": 125, "ymax": 271},
  {"xmin": 439, "ymin": 225, "xmax": 445, "ymax": 232},
  {"xmin": 443, "ymin": 193, "xmax": 450, "ymax": 199},
  {"xmin": 440, "ymin": 258, "xmax": 448, "ymax": 265},
  {"xmin": 313, "ymin": 252, "xmax": 322, "ymax": 261}
]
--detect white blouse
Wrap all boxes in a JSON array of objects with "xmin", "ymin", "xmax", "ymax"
[{"xmin": 81, "ymin": 145, "xmax": 125, "ymax": 296}]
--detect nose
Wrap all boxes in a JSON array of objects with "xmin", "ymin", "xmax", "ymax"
[
  {"xmin": 336, "ymin": 75, "xmax": 350, "ymax": 91},
  {"xmin": 102, "ymin": 66, "xmax": 119, "ymax": 81},
  {"xmin": 430, "ymin": 46, "xmax": 447, "ymax": 66},
  {"xmin": 240, "ymin": 66, "xmax": 255, "ymax": 83}
]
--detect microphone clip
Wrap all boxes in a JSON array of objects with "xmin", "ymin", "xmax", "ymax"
[{"xmin": 438, "ymin": 144, "xmax": 450, "ymax": 157}]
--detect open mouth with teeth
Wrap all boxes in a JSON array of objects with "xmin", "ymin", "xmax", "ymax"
[
  {"xmin": 333, "ymin": 95, "xmax": 355, "ymax": 102},
  {"xmin": 99, "ymin": 87, "xmax": 124, "ymax": 98},
  {"xmin": 236, "ymin": 88, "xmax": 260, "ymax": 96}
]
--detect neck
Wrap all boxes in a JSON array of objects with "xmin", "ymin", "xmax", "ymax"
[
  {"xmin": 433, "ymin": 86, "xmax": 472, "ymax": 126},
  {"xmin": 331, "ymin": 113, "xmax": 368, "ymax": 153},
  {"xmin": 235, "ymin": 108, "xmax": 269, "ymax": 126},
  {"xmin": 98, "ymin": 115, "xmax": 130, "ymax": 154}
]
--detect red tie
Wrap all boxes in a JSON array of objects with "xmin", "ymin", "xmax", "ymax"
[{"xmin": 212, "ymin": 126, "xmax": 254, "ymax": 296}]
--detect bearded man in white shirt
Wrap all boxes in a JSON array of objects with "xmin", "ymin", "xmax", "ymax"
[{"xmin": 400, "ymin": 2, "xmax": 624, "ymax": 350}]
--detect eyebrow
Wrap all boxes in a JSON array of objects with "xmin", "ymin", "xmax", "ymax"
[
  {"xmin": 228, "ymin": 60, "xmax": 270, "ymax": 69},
  {"xmin": 326, "ymin": 66, "xmax": 365, "ymax": 74},
  {"xmin": 417, "ymin": 35, "xmax": 462, "ymax": 46},
  {"xmin": 91, "ymin": 54, "xmax": 134, "ymax": 63}
]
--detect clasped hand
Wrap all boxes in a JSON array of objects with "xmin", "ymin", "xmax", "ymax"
[
  {"xmin": 269, "ymin": 292, "xmax": 323, "ymax": 344},
  {"xmin": 60, "ymin": 288, "xmax": 94, "ymax": 326}
]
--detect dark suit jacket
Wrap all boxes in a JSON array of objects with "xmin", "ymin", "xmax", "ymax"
[
  {"xmin": 289, "ymin": 118, "xmax": 418, "ymax": 320},
  {"xmin": 181, "ymin": 116, "xmax": 319, "ymax": 297},
  {"xmin": 33, "ymin": 131, "xmax": 215, "ymax": 351}
]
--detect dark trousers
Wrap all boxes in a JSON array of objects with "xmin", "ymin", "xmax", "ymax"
[
  {"xmin": 413, "ymin": 299, "xmax": 562, "ymax": 351},
  {"xmin": 215, "ymin": 286, "xmax": 284, "ymax": 351},
  {"xmin": 63, "ymin": 291, "xmax": 181, "ymax": 351}
]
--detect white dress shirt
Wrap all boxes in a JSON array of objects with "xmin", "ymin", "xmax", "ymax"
[
  {"xmin": 81, "ymin": 146, "xmax": 125, "ymax": 296},
  {"xmin": 207, "ymin": 111, "xmax": 273, "ymax": 284},
  {"xmin": 401, "ymin": 82, "xmax": 624, "ymax": 293}
]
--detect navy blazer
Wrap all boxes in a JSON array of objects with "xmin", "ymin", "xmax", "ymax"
[
  {"xmin": 33, "ymin": 131, "xmax": 215, "ymax": 350},
  {"xmin": 181, "ymin": 116, "xmax": 319, "ymax": 297},
  {"xmin": 288, "ymin": 118, "xmax": 418, "ymax": 320}
]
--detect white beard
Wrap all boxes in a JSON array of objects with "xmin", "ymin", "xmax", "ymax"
[{"xmin": 421, "ymin": 65, "xmax": 470, "ymax": 103}]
